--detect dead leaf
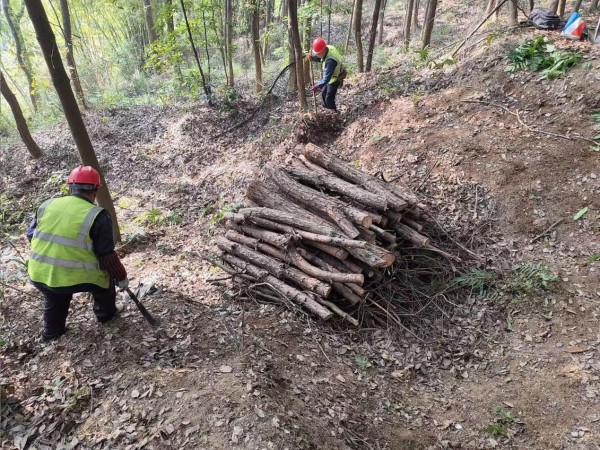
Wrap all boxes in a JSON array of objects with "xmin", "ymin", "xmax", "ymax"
[
  {"xmin": 220, "ymin": 365, "xmax": 233, "ymax": 373},
  {"xmin": 566, "ymin": 347, "xmax": 588, "ymax": 353},
  {"xmin": 131, "ymin": 389, "xmax": 140, "ymax": 398}
]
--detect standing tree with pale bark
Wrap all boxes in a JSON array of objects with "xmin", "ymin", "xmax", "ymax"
[{"xmin": 24, "ymin": 0, "xmax": 121, "ymax": 241}]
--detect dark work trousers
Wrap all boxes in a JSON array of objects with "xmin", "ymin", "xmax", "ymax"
[
  {"xmin": 33, "ymin": 282, "xmax": 117, "ymax": 340},
  {"xmin": 321, "ymin": 80, "xmax": 340, "ymax": 110}
]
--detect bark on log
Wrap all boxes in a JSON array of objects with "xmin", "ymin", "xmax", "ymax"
[
  {"xmin": 299, "ymin": 249, "xmax": 366, "ymax": 297},
  {"xmin": 287, "ymin": 167, "xmax": 389, "ymax": 211},
  {"xmin": 306, "ymin": 242, "xmax": 349, "ymax": 260},
  {"xmin": 357, "ymin": 226, "xmax": 377, "ymax": 244},
  {"xmin": 221, "ymin": 253, "xmax": 332, "ymax": 320},
  {"xmin": 226, "ymin": 223, "xmax": 292, "ymax": 248},
  {"xmin": 225, "ymin": 230, "xmax": 364, "ymax": 284},
  {"xmin": 298, "ymin": 154, "xmax": 331, "ymax": 175},
  {"xmin": 270, "ymin": 169, "xmax": 360, "ymax": 238},
  {"xmin": 217, "ymin": 237, "xmax": 332, "ymax": 297},
  {"xmin": 369, "ymin": 224, "xmax": 397, "ymax": 243},
  {"xmin": 225, "ymin": 213, "xmax": 367, "ymax": 248},
  {"xmin": 348, "ymin": 243, "xmax": 395, "ymax": 268},
  {"xmin": 298, "ymin": 250, "xmax": 363, "ymax": 305},
  {"xmin": 247, "ymin": 179, "xmax": 331, "ymax": 228},
  {"xmin": 304, "ymin": 143, "xmax": 409, "ymax": 211},
  {"xmin": 238, "ymin": 207, "xmax": 339, "ymax": 236},
  {"xmin": 393, "ymin": 222, "xmax": 429, "ymax": 247}
]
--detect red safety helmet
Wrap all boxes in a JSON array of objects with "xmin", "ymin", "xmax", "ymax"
[
  {"xmin": 67, "ymin": 165, "xmax": 102, "ymax": 188},
  {"xmin": 312, "ymin": 37, "xmax": 327, "ymax": 54}
]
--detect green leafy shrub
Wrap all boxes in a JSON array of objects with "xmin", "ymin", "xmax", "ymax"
[
  {"xmin": 211, "ymin": 201, "xmax": 245, "ymax": 224},
  {"xmin": 453, "ymin": 269, "xmax": 497, "ymax": 297},
  {"xmin": 505, "ymin": 37, "xmax": 582, "ymax": 79}
]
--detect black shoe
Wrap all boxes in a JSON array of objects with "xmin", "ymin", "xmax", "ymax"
[{"xmin": 41, "ymin": 328, "xmax": 66, "ymax": 342}]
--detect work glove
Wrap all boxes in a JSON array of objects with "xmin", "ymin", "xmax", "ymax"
[
  {"xmin": 306, "ymin": 53, "xmax": 313, "ymax": 62},
  {"xmin": 116, "ymin": 278, "xmax": 129, "ymax": 290},
  {"xmin": 311, "ymin": 84, "xmax": 320, "ymax": 93}
]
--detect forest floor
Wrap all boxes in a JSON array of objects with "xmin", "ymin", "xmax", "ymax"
[{"xmin": 3, "ymin": 18, "xmax": 600, "ymax": 450}]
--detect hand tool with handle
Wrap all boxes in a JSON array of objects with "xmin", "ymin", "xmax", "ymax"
[{"xmin": 124, "ymin": 287, "xmax": 161, "ymax": 327}]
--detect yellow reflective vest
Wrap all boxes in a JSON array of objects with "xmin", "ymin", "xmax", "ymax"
[
  {"xmin": 28, "ymin": 196, "xmax": 110, "ymax": 289},
  {"xmin": 322, "ymin": 45, "xmax": 344, "ymax": 84}
]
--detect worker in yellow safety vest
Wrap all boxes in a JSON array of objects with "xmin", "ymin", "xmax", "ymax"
[
  {"xmin": 307, "ymin": 37, "xmax": 346, "ymax": 111},
  {"xmin": 27, "ymin": 166, "xmax": 129, "ymax": 341}
]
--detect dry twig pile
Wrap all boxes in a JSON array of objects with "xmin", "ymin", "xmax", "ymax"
[{"xmin": 209, "ymin": 144, "xmax": 459, "ymax": 329}]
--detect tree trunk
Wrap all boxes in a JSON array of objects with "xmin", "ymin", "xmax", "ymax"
[
  {"xmin": 591, "ymin": 0, "xmax": 599, "ymax": 10},
  {"xmin": 60, "ymin": 0, "xmax": 86, "ymax": 109},
  {"xmin": 165, "ymin": 0, "xmax": 175, "ymax": 33},
  {"xmin": 288, "ymin": 32, "xmax": 297, "ymax": 91},
  {"xmin": 24, "ymin": 0, "xmax": 121, "ymax": 241},
  {"xmin": 559, "ymin": 0, "xmax": 566, "ymax": 16},
  {"xmin": 0, "ymin": 71, "xmax": 43, "ymax": 159},
  {"xmin": 404, "ymin": 0, "xmax": 414, "ymax": 50},
  {"xmin": 508, "ymin": 0, "xmax": 518, "ymax": 25},
  {"xmin": 179, "ymin": 0, "xmax": 212, "ymax": 102},
  {"xmin": 365, "ymin": 0, "xmax": 382, "ymax": 72},
  {"xmin": 422, "ymin": 0, "xmax": 438, "ymax": 49},
  {"xmin": 302, "ymin": 15, "xmax": 312, "ymax": 89},
  {"xmin": 345, "ymin": 0, "xmax": 356, "ymax": 52},
  {"xmin": 142, "ymin": 0, "xmax": 158, "ymax": 44},
  {"xmin": 412, "ymin": 0, "xmax": 420, "ymax": 30},
  {"xmin": 327, "ymin": 0, "xmax": 332, "ymax": 41},
  {"xmin": 354, "ymin": 0, "xmax": 364, "ymax": 72},
  {"xmin": 288, "ymin": 0, "xmax": 307, "ymax": 109},
  {"xmin": 263, "ymin": 0, "xmax": 272, "ymax": 58},
  {"xmin": 225, "ymin": 0, "xmax": 235, "ymax": 86},
  {"xmin": 202, "ymin": 9, "xmax": 212, "ymax": 83},
  {"xmin": 572, "ymin": 0, "xmax": 583, "ymax": 10},
  {"xmin": 251, "ymin": 0, "xmax": 263, "ymax": 93},
  {"xmin": 378, "ymin": 0, "xmax": 387, "ymax": 44},
  {"xmin": 3, "ymin": 0, "xmax": 38, "ymax": 111}
]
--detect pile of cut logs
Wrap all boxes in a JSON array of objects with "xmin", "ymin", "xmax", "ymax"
[{"xmin": 212, "ymin": 143, "xmax": 443, "ymax": 325}]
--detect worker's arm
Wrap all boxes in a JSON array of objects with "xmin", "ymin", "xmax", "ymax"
[
  {"xmin": 316, "ymin": 58, "xmax": 338, "ymax": 88},
  {"xmin": 26, "ymin": 217, "xmax": 36, "ymax": 242},
  {"xmin": 90, "ymin": 211, "xmax": 127, "ymax": 283}
]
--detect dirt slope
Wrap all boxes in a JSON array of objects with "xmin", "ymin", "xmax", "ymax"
[{"xmin": 2, "ymin": 25, "xmax": 600, "ymax": 450}]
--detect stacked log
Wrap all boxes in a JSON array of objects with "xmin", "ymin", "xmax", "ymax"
[{"xmin": 212, "ymin": 143, "xmax": 442, "ymax": 326}]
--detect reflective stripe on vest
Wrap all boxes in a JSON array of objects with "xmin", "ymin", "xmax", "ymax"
[
  {"xmin": 28, "ymin": 196, "xmax": 109, "ymax": 289},
  {"xmin": 322, "ymin": 45, "xmax": 344, "ymax": 84},
  {"xmin": 30, "ymin": 252, "xmax": 101, "ymax": 270},
  {"xmin": 32, "ymin": 204, "xmax": 100, "ymax": 251}
]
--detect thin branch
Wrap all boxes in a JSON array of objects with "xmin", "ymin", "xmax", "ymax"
[
  {"xmin": 530, "ymin": 218, "xmax": 565, "ymax": 243},
  {"xmin": 463, "ymin": 100, "xmax": 598, "ymax": 145}
]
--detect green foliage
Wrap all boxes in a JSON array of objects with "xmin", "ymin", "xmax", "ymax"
[
  {"xmin": 482, "ymin": 423, "xmax": 509, "ymax": 437},
  {"xmin": 217, "ymin": 85, "xmax": 243, "ymax": 112},
  {"xmin": 66, "ymin": 386, "xmax": 91, "ymax": 412},
  {"xmin": 211, "ymin": 201, "xmax": 245, "ymax": 223},
  {"xmin": 0, "ymin": 195, "xmax": 28, "ymax": 234},
  {"xmin": 483, "ymin": 407, "xmax": 516, "ymax": 437},
  {"xmin": 505, "ymin": 37, "xmax": 582, "ymax": 79},
  {"xmin": 355, "ymin": 355, "xmax": 373, "ymax": 370},
  {"xmin": 134, "ymin": 208, "xmax": 164, "ymax": 226},
  {"xmin": 453, "ymin": 269, "xmax": 497, "ymax": 297},
  {"xmin": 505, "ymin": 263, "xmax": 557, "ymax": 294},
  {"xmin": 454, "ymin": 263, "xmax": 557, "ymax": 301},
  {"xmin": 133, "ymin": 208, "xmax": 184, "ymax": 227}
]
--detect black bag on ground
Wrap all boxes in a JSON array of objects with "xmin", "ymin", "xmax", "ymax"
[{"xmin": 528, "ymin": 8, "xmax": 561, "ymax": 30}]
